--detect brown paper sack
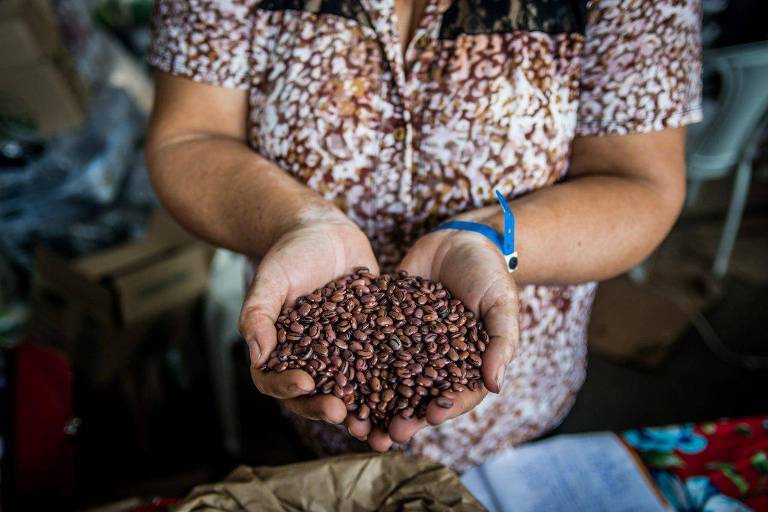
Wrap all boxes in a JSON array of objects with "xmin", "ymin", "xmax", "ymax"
[{"xmin": 174, "ymin": 453, "xmax": 487, "ymax": 512}]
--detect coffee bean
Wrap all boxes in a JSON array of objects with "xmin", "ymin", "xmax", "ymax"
[
  {"xmin": 395, "ymin": 350, "xmax": 412, "ymax": 361},
  {"xmin": 263, "ymin": 269, "xmax": 488, "ymax": 428},
  {"xmin": 451, "ymin": 339, "xmax": 468, "ymax": 351},
  {"xmin": 392, "ymin": 367, "xmax": 409, "ymax": 381},
  {"xmin": 416, "ymin": 376, "xmax": 433, "ymax": 387},
  {"xmin": 398, "ymin": 385, "xmax": 413, "ymax": 398}
]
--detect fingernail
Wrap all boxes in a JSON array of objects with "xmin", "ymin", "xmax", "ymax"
[
  {"xmin": 495, "ymin": 366, "xmax": 506, "ymax": 393},
  {"xmin": 246, "ymin": 338, "xmax": 261, "ymax": 366}
]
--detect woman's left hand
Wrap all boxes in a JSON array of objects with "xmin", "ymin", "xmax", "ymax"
[{"xmin": 366, "ymin": 227, "xmax": 520, "ymax": 451}]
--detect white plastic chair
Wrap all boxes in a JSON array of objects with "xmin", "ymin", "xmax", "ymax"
[
  {"xmin": 685, "ymin": 41, "xmax": 768, "ymax": 277},
  {"xmin": 630, "ymin": 40, "xmax": 768, "ymax": 283}
]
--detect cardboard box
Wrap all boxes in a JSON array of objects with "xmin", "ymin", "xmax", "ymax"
[
  {"xmin": 0, "ymin": 0, "xmax": 60, "ymax": 68},
  {"xmin": 0, "ymin": 0, "xmax": 86, "ymax": 135},
  {"xmin": 0, "ymin": 58, "xmax": 86, "ymax": 135},
  {"xmin": 27, "ymin": 210, "xmax": 213, "ymax": 383}
]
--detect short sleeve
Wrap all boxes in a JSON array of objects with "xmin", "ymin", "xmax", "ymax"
[
  {"xmin": 576, "ymin": 0, "xmax": 703, "ymax": 136},
  {"xmin": 149, "ymin": 0, "xmax": 258, "ymax": 89}
]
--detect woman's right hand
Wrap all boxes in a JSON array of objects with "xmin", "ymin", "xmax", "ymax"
[{"xmin": 239, "ymin": 202, "xmax": 382, "ymax": 445}]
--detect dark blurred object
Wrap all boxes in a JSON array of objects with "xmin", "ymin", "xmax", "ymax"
[
  {"xmin": 92, "ymin": 0, "xmax": 154, "ymax": 29},
  {"xmin": 0, "ymin": 0, "xmax": 156, "ymax": 304},
  {"xmin": 0, "ymin": 0, "xmax": 87, "ymax": 136},
  {"xmin": 90, "ymin": 0, "xmax": 154, "ymax": 58},
  {"xmin": 27, "ymin": 210, "xmax": 212, "ymax": 385},
  {"xmin": 0, "ymin": 138, "xmax": 45, "ymax": 168},
  {"xmin": 73, "ymin": 297, "xmax": 226, "ymax": 509},
  {"xmin": 705, "ymin": 0, "xmax": 768, "ymax": 49},
  {"xmin": 2, "ymin": 342, "xmax": 77, "ymax": 510},
  {"xmin": 83, "ymin": 497, "xmax": 178, "ymax": 512}
]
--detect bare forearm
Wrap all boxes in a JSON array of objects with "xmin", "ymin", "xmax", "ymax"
[
  {"xmin": 462, "ymin": 173, "xmax": 684, "ymax": 286},
  {"xmin": 146, "ymin": 136, "xmax": 332, "ymax": 258}
]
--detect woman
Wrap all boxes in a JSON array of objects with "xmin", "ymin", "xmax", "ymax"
[{"xmin": 146, "ymin": 0, "xmax": 701, "ymax": 471}]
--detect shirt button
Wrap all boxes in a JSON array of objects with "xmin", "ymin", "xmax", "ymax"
[
  {"xmin": 415, "ymin": 35, "xmax": 429, "ymax": 49},
  {"xmin": 393, "ymin": 127, "xmax": 406, "ymax": 141}
]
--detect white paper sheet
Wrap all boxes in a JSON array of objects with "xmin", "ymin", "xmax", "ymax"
[{"xmin": 461, "ymin": 432, "xmax": 667, "ymax": 512}]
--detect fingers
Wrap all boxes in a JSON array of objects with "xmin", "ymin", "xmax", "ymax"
[
  {"xmin": 425, "ymin": 387, "xmax": 487, "ymax": 426},
  {"xmin": 239, "ymin": 267, "xmax": 288, "ymax": 368},
  {"xmin": 344, "ymin": 414, "xmax": 372, "ymax": 441},
  {"xmin": 283, "ymin": 394, "xmax": 347, "ymax": 424},
  {"xmin": 397, "ymin": 238, "xmax": 438, "ymax": 281},
  {"xmin": 251, "ymin": 368, "xmax": 315, "ymax": 399},
  {"xmin": 479, "ymin": 285, "xmax": 519, "ymax": 393},
  {"xmin": 388, "ymin": 416, "xmax": 428, "ymax": 444},
  {"xmin": 367, "ymin": 428, "xmax": 394, "ymax": 452}
]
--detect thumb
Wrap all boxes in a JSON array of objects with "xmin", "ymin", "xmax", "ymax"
[
  {"xmin": 479, "ymin": 278, "xmax": 519, "ymax": 394},
  {"xmin": 239, "ymin": 267, "xmax": 287, "ymax": 368}
]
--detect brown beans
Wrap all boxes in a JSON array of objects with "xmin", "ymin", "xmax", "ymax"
[
  {"xmin": 263, "ymin": 269, "xmax": 488, "ymax": 428},
  {"xmin": 398, "ymin": 385, "xmax": 414, "ymax": 398}
]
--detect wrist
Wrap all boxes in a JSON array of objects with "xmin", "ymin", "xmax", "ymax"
[
  {"xmin": 435, "ymin": 198, "xmax": 517, "ymax": 273},
  {"xmin": 269, "ymin": 195, "xmax": 349, "ymax": 246}
]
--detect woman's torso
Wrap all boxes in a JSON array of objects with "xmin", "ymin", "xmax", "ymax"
[{"xmin": 150, "ymin": 0, "xmax": 701, "ymax": 470}]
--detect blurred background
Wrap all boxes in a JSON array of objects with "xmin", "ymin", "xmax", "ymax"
[{"xmin": 0, "ymin": 0, "xmax": 766, "ymax": 510}]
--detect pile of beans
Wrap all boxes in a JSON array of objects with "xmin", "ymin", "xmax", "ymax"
[{"xmin": 263, "ymin": 268, "xmax": 489, "ymax": 428}]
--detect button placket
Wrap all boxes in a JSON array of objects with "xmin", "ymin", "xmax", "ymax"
[
  {"xmin": 358, "ymin": 0, "xmax": 412, "ymax": 245},
  {"xmin": 358, "ymin": 0, "xmax": 443, "ymax": 239}
]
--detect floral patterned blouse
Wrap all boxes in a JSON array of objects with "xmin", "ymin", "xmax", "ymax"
[{"xmin": 150, "ymin": 0, "xmax": 702, "ymax": 471}]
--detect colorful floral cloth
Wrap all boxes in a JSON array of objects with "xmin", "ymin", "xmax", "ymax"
[
  {"xmin": 624, "ymin": 416, "xmax": 768, "ymax": 511},
  {"xmin": 150, "ymin": 0, "xmax": 702, "ymax": 471}
]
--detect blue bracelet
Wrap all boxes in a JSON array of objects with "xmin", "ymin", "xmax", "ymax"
[{"xmin": 433, "ymin": 190, "xmax": 518, "ymax": 272}]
